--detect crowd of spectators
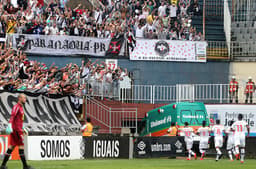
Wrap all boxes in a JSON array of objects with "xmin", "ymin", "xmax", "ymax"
[
  {"xmin": 0, "ymin": 45, "xmax": 129, "ymax": 97},
  {"xmin": 0, "ymin": 0, "xmax": 203, "ymax": 41}
]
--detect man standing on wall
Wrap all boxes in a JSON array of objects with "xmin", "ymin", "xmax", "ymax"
[
  {"xmin": 229, "ymin": 76, "xmax": 239, "ymax": 103},
  {"xmin": 1, "ymin": 94, "xmax": 34, "ymax": 169},
  {"xmin": 245, "ymin": 77, "xmax": 255, "ymax": 104}
]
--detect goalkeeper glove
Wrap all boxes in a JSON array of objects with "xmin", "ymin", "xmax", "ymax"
[
  {"xmin": 6, "ymin": 123, "xmax": 13, "ymax": 135},
  {"xmin": 22, "ymin": 125, "xmax": 28, "ymax": 135}
]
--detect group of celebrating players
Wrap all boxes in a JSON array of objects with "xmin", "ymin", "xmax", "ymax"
[{"xmin": 180, "ymin": 114, "xmax": 250, "ymax": 163}]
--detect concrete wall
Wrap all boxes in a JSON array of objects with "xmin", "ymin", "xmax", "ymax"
[
  {"xmin": 230, "ymin": 62, "xmax": 256, "ymax": 87},
  {"xmin": 28, "ymin": 55, "xmax": 230, "ymax": 85},
  {"xmin": 229, "ymin": 62, "xmax": 256, "ymax": 103}
]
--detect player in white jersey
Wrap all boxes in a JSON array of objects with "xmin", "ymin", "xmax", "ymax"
[
  {"xmin": 181, "ymin": 122, "xmax": 197, "ymax": 160},
  {"xmin": 197, "ymin": 121, "xmax": 210, "ymax": 160},
  {"xmin": 231, "ymin": 114, "xmax": 250, "ymax": 163},
  {"xmin": 211, "ymin": 119, "xmax": 224, "ymax": 161},
  {"xmin": 225, "ymin": 120, "xmax": 236, "ymax": 161}
]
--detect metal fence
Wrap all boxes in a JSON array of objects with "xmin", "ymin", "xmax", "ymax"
[
  {"xmin": 205, "ymin": 0, "xmax": 225, "ymax": 18},
  {"xmin": 207, "ymin": 41, "xmax": 229, "ymax": 58},
  {"xmin": 85, "ymin": 95, "xmax": 138, "ymax": 134},
  {"xmin": 87, "ymin": 83, "xmax": 256, "ymax": 104}
]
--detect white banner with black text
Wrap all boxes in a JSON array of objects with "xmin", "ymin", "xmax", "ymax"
[
  {"xmin": 130, "ymin": 40, "xmax": 207, "ymax": 62},
  {"xmin": 24, "ymin": 136, "xmax": 84, "ymax": 160},
  {"xmin": 12, "ymin": 34, "xmax": 125, "ymax": 56}
]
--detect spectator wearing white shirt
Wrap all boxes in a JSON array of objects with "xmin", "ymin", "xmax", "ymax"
[
  {"xmin": 94, "ymin": 8, "xmax": 103, "ymax": 24},
  {"xmin": 50, "ymin": 23, "xmax": 59, "ymax": 35},
  {"xmin": 43, "ymin": 24, "xmax": 51, "ymax": 35},
  {"xmin": 11, "ymin": 0, "xmax": 18, "ymax": 8},
  {"xmin": 103, "ymin": 69, "xmax": 113, "ymax": 97},
  {"xmin": 170, "ymin": 29, "xmax": 178, "ymax": 40},
  {"xmin": 169, "ymin": 3, "xmax": 178, "ymax": 21},
  {"xmin": 135, "ymin": 24, "xmax": 145, "ymax": 38},
  {"xmin": 180, "ymin": 2, "xmax": 190, "ymax": 16},
  {"xmin": 158, "ymin": 2, "xmax": 166, "ymax": 17},
  {"xmin": 25, "ymin": 9, "xmax": 34, "ymax": 21}
]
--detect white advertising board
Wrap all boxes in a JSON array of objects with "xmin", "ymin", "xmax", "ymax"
[
  {"xmin": 25, "ymin": 136, "xmax": 84, "ymax": 160},
  {"xmin": 206, "ymin": 104, "xmax": 256, "ymax": 136}
]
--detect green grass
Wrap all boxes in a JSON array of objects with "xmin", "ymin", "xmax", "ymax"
[{"xmin": 5, "ymin": 159, "xmax": 256, "ymax": 169}]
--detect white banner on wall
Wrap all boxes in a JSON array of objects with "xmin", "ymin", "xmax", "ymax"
[
  {"xmin": 130, "ymin": 40, "xmax": 207, "ymax": 62},
  {"xmin": 25, "ymin": 136, "xmax": 84, "ymax": 160},
  {"xmin": 12, "ymin": 34, "xmax": 125, "ymax": 56},
  {"xmin": 206, "ymin": 104, "xmax": 256, "ymax": 136}
]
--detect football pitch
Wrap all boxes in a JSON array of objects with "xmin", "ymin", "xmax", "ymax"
[{"xmin": 5, "ymin": 159, "xmax": 256, "ymax": 169}]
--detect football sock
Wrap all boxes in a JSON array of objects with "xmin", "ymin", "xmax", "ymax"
[
  {"xmin": 232, "ymin": 148, "xmax": 237, "ymax": 155},
  {"xmin": 19, "ymin": 149, "xmax": 28, "ymax": 168},
  {"xmin": 216, "ymin": 148, "xmax": 222, "ymax": 155},
  {"xmin": 1, "ymin": 148, "xmax": 13, "ymax": 166},
  {"xmin": 216, "ymin": 154, "xmax": 219, "ymax": 161},
  {"xmin": 240, "ymin": 148, "xmax": 245, "ymax": 161},
  {"xmin": 188, "ymin": 150, "xmax": 191, "ymax": 159},
  {"xmin": 235, "ymin": 146, "xmax": 240, "ymax": 155},
  {"xmin": 200, "ymin": 149, "xmax": 205, "ymax": 157},
  {"xmin": 228, "ymin": 150, "xmax": 233, "ymax": 160},
  {"xmin": 189, "ymin": 150, "xmax": 195, "ymax": 156}
]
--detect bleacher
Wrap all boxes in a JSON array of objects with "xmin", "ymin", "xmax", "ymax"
[{"xmin": 230, "ymin": 0, "xmax": 256, "ymax": 59}]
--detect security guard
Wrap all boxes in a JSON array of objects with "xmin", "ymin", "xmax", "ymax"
[
  {"xmin": 81, "ymin": 118, "xmax": 93, "ymax": 136},
  {"xmin": 245, "ymin": 77, "xmax": 255, "ymax": 104},
  {"xmin": 167, "ymin": 122, "xmax": 178, "ymax": 136},
  {"xmin": 229, "ymin": 76, "xmax": 239, "ymax": 103}
]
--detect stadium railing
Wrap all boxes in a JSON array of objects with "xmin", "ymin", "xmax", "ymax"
[
  {"xmin": 207, "ymin": 41, "xmax": 229, "ymax": 59},
  {"xmin": 85, "ymin": 95, "xmax": 138, "ymax": 134},
  {"xmin": 87, "ymin": 83, "xmax": 256, "ymax": 104}
]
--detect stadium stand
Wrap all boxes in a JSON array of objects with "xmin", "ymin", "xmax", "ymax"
[
  {"xmin": 0, "ymin": 0, "xmax": 203, "ymax": 41},
  {"xmin": 230, "ymin": 0, "xmax": 256, "ymax": 59},
  {"xmin": 0, "ymin": 47, "xmax": 130, "ymax": 97}
]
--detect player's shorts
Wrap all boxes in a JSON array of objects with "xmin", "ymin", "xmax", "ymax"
[
  {"xmin": 226, "ymin": 139, "xmax": 234, "ymax": 150},
  {"xmin": 10, "ymin": 131, "xmax": 24, "ymax": 146},
  {"xmin": 214, "ymin": 137, "xmax": 223, "ymax": 148},
  {"xmin": 199, "ymin": 139, "xmax": 209, "ymax": 149},
  {"xmin": 185, "ymin": 140, "xmax": 193, "ymax": 150},
  {"xmin": 234, "ymin": 135, "xmax": 246, "ymax": 147}
]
